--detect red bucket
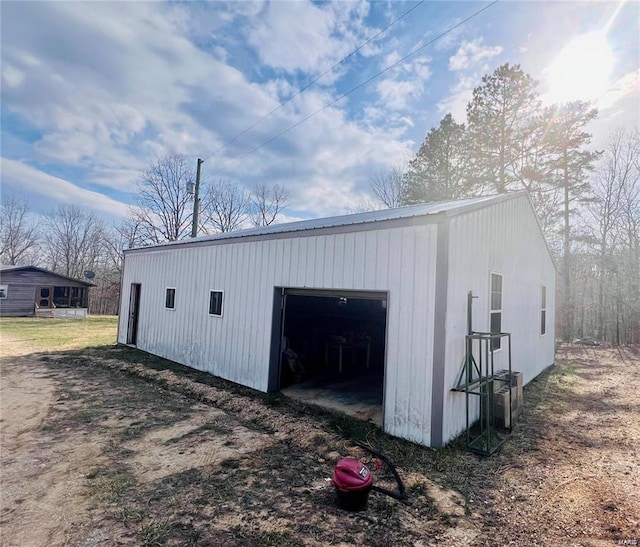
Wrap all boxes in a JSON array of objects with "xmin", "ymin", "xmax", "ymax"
[{"xmin": 331, "ymin": 457, "xmax": 373, "ymax": 511}]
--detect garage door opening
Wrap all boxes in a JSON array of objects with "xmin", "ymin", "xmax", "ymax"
[{"xmin": 271, "ymin": 288, "xmax": 387, "ymax": 425}]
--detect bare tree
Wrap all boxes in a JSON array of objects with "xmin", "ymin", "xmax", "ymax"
[
  {"xmin": 88, "ymin": 220, "xmax": 146, "ymax": 316},
  {"xmin": 612, "ymin": 129, "xmax": 640, "ymax": 343},
  {"xmin": 544, "ymin": 101, "xmax": 600, "ymax": 341},
  {"xmin": 347, "ymin": 198, "xmax": 383, "ymax": 214},
  {"xmin": 578, "ymin": 129, "xmax": 640, "ymax": 344},
  {"xmin": 102, "ymin": 219, "xmax": 144, "ymax": 276},
  {"xmin": 130, "ymin": 155, "xmax": 194, "ymax": 244},
  {"xmin": 250, "ymin": 183, "xmax": 289, "ymax": 227},
  {"xmin": 369, "ymin": 165, "xmax": 406, "ymax": 208},
  {"xmin": 43, "ymin": 205, "xmax": 105, "ymax": 279},
  {"xmin": 201, "ymin": 179, "xmax": 250, "ymax": 233},
  {"xmin": 0, "ymin": 197, "xmax": 40, "ymax": 265}
]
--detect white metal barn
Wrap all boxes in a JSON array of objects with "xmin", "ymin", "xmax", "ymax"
[{"xmin": 117, "ymin": 191, "xmax": 555, "ymax": 448}]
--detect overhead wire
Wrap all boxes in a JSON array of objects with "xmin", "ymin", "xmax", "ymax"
[
  {"xmin": 209, "ymin": 0, "xmax": 499, "ymax": 177},
  {"xmin": 201, "ymin": 0, "xmax": 427, "ymax": 164}
]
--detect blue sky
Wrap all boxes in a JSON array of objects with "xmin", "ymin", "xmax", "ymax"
[{"xmin": 1, "ymin": 1, "xmax": 638, "ymax": 223}]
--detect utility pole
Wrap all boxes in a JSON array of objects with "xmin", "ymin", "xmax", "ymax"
[{"xmin": 191, "ymin": 158, "xmax": 203, "ymax": 238}]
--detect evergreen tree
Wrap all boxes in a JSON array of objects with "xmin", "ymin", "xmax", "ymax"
[
  {"xmin": 466, "ymin": 63, "xmax": 540, "ymax": 193},
  {"xmin": 403, "ymin": 114, "xmax": 468, "ymax": 204}
]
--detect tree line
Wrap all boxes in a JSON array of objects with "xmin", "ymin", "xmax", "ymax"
[
  {"xmin": 368, "ymin": 63, "xmax": 639, "ymax": 345},
  {"xmin": 2, "ymin": 63, "xmax": 637, "ymax": 343},
  {"xmin": 1, "ymin": 160, "xmax": 289, "ymax": 314}
]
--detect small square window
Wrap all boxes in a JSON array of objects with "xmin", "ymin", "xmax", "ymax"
[
  {"xmin": 209, "ymin": 291, "xmax": 223, "ymax": 317},
  {"xmin": 0, "ymin": 284, "xmax": 7, "ymax": 299},
  {"xmin": 165, "ymin": 288, "xmax": 176, "ymax": 309}
]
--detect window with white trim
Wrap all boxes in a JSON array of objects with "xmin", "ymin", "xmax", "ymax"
[
  {"xmin": 490, "ymin": 273, "xmax": 502, "ymax": 351},
  {"xmin": 209, "ymin": 290, "xmax": 223, "ymax": 317},
  {"xmin": 165, "ymin": 288, "xmax": 176, "ymax": 310},
  {"xmin": 0, "ymin": 284, "xmax": 7, "ymax": 299},
  {"xmin": 541, "ymin": 285, "xmax": 547, "ymax": 335}
]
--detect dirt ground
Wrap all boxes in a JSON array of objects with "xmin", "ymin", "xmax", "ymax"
[{"xmin": 1, "ymin": 324, "xmax": 638, "ymax": 546}]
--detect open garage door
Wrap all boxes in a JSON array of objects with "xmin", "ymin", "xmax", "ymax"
[{"xmin": 271, "ymin": 288, "xmax": 388, "ymax": 425}]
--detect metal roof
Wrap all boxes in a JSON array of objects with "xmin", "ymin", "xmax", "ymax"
[
  {"xmin": 0, "ymin": 265, "xmax": 96, "ymax": 286},
  {"xmin": 128, "ymin": 192, "xmax": 526, "ymax": 252}
]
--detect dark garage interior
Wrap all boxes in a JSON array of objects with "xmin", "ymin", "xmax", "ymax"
[{"xmin": 277, "ymin": 290, "xmax": 387, "ymax": 424}]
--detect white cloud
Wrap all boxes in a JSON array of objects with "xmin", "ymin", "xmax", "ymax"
[
  {"xmin": 246, "ymin": 0, "xmax": 370, "ymax": 76},
  {"xmin": 2, "ymin": 63, "xmax": 24, "ymax": 87},
  {"xmin": 437, "ymin": 89, "xmax": 472, "ymax": 123},
  {"xmin": 0, "ymin": 1, "xmax": 279, "ymax": 188},
  {"xmin": 0, "ymin": 158, "xmax": 130, "ymax": 217},
  {"xmin": 434, "ymin": 21, "xmax": 466, "ymax": 52},
  {"xmin": 596, "ymin": 69, "xmax": 640, "ymax": 113},
  {"xmin": 377, "ymin": 79, "xmax": 424, "ymax": 111},
  {"xmin": 585, "ymin": 69, "xmax": 640, "ymax": 149},
  {"xmin": 86, "ymin": 168, "xmax": 142, "ymax": 193},
  {"xmin": 449, "ymin": 37, "xmax": 502, "ymax": 72},
  {"xmin": 375, "ymin": 55, "xmax": 432, "ymax": 111},
  {"xmin": 436, "ymin": 37, "xmax": 503, "ymax": 122},
  {"xmin": 382, "ymin": 50, "xmax": 402, "ymax": 67},
  {"xmin": 0, "ymin": 1, "xmax": 416, "ymax": 220}
]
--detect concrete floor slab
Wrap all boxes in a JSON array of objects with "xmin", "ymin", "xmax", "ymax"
[{"xmin": 281, "ymin": 375, "xmax": 383, "ymax": 426}]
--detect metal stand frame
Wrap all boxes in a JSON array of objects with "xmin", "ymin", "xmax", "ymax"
[{"xmin": 453, "ymin": 292, "xmax": 513, "ymax": 456}]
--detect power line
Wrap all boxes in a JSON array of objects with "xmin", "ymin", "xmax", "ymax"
[
  {"xmin": 201, "ymin": 0, "xmax": 427, "ymax": 164},
  {"xmin": 211, "ymin": 0, "xmax": 499, "ymax": 177}
]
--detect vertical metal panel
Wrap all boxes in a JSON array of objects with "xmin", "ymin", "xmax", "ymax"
[
  {"xmin": 281, "ymin": 237, "xmax": 292, "ymax": 287},
  {"xmin": 322, "ymin": 235, "xmax": 335, "ymax": 287},
  {"xmin": 383, "ymin": 228, "xmax": 401, "ymax": 436},
  {"xmin": 412, "ymin": 226, "xmax": 434, "ymax": 444},
  {"xmin": 394, "ymin": 227, "xmax": 415, "ymax": 440},
  {"xmin": 118, "ymin": 223, "xmax": 439, "ymax": 446},
  {"xmin": 429, "ymin": 221, "xmax": 449, "ymax": 447},
  {"xmin": 332, "ymin": 234, "xmax": 345, "ymax": 288},
  {"xmin": 297, "ymin": 237, "xmax": 308, "ymax": 286},
  {"xmin": 363, "ymin": 231, "xmax": 378, "ymax": 289},
  {"xmin": 375, "ymin": 230, "xmax": 390, "ymax": 288},
  {"xmin": 441, "ymin": 195, "xmax": 556, "ymax": 444},
  {"xmin": 353, "ymin": 232, "xmax": 366, "ymax": 288},
  {"xmin": 343, "ymin": 232, "xmax": 356, "ymax": 288}
]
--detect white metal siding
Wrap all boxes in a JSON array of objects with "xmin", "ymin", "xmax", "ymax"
[
  {"xmin": 442, "ymin": 196, "xmax": 556, "ymax": 443},
  {"xmin": 118, "ymin": 224, "xmax": 439, "ymax": 445}
]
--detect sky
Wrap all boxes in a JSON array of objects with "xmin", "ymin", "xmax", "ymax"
[{"xmin": 1, "ymin": 0, "xmax": 638, "ymax": 224}]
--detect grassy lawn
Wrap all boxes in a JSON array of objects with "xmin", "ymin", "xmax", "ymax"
[
  {"xmin": 0, "ymin": 315, "xmax": 118, "ymax": 352},
  {"xmin": 2, "ymin": 318, "xmax": 638, "ymax": 546}
]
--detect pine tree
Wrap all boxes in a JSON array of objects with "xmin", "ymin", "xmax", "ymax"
[
  {"xmin": 403, "ymin": 114, "xmax": 468, "ymax": 204},
  {"xmin": 466, "ymin": 63, "xmax": 540, "ymax": 194}
]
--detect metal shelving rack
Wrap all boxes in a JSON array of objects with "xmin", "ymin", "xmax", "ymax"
[{"xmin": 453, "ymin": 292, "xmax": 513, "ymax": 456}]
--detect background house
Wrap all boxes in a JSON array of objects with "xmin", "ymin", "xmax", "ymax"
[
  {"xmin": 0, "ymin": 266, "xmax": 94, "ymax": 318},
  {"xmin": 117, "ymin": 192, "xmax": 556, "ymax": 447}
]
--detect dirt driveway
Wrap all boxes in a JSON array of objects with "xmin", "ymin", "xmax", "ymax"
[{"xmin": 1, "ymin": 323, "xmax": 638, "ymax": 546}]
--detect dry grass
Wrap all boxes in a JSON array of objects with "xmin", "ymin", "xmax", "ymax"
[{"xmin": 1, "ymin": 318, "xmax": 638, "ymax": 546}]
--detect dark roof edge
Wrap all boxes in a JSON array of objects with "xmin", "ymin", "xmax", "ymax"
[
  {"xmin": 125, "ymin": 192, "xmax": 527, "ymax": 255},
  {"xmin": 125, "ymin": 212, "xmax": 449, "ymax": 254},
  {"xmin": 0, "ymin": 265, "xmax": 96, "ymax": 286}
]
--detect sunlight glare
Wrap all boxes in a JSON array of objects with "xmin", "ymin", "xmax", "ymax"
[{"xmin": 546, "ymin": 32, "xmax": 614, "ymax": 104}]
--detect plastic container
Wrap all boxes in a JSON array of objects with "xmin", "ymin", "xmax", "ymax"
[{"xmin": 331, "ymin": 457, "xmax": 373, "ymax": 511}]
